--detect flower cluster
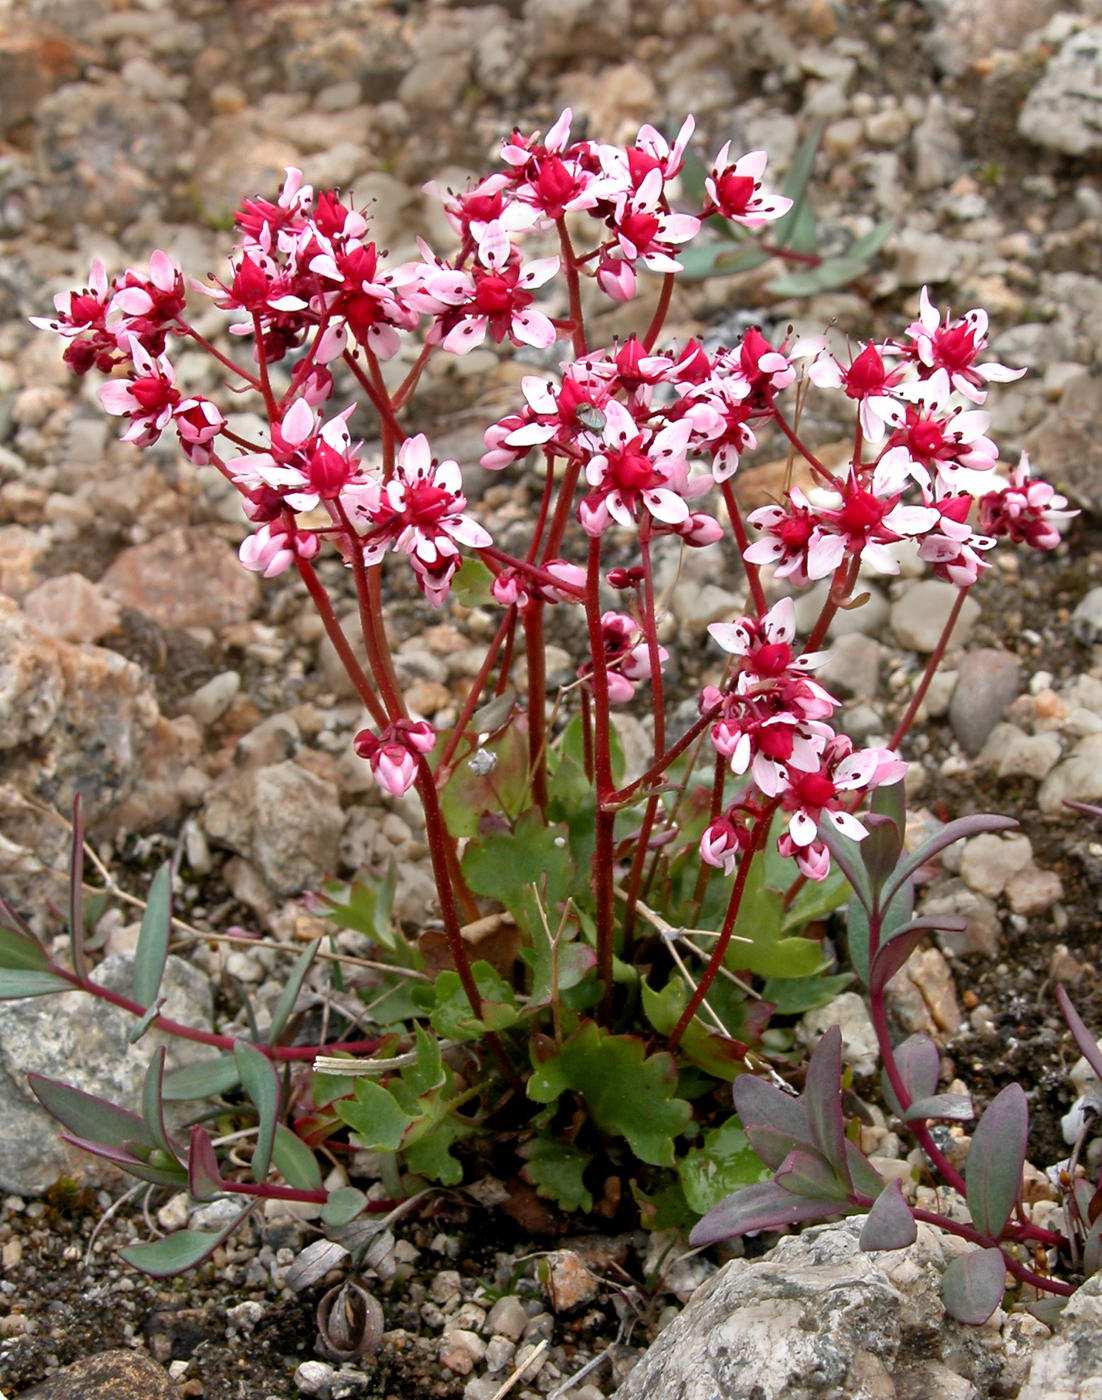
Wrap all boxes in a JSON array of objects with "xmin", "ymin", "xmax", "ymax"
[{"xmin": 699, "ymin": 599, "xmax": 906, "ymax": 880}]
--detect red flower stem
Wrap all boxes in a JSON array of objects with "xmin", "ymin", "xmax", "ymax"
[
  {"xmin": 435, "ymin": 608, "xmax": 515, "ymax": 777},
  {"xmin": 584, "ymin": 539, "xmax": 617, "ymax": 1018},
  {"xmin": 622, "ymin": 533, "xmax": 667, "ymax": 951},
  {"xmin": 889, "ymin": 587, "xmax": 970, "ymax": 751},
  {"xmin": 805, "ymin": 552, "xmax": 862, "ymax": 653},
  {"xmin": 689, "ymin": 751, "xmax": 729, "ymax": 916},
  {"xmin": 539, "ymin": 457, "xmax": 583, "ymax": 564},
  {"xmin": 341, "ymin": 350, "xmax": 404, "ymax": 451},
  {"xmin": 179, "ymin": 324, "xmax": 263, "ymax": 391},
  {"xmin": 766, "ymin": 395, "xmax": 837, "ymax": 487},
  {"xmin": 556, "ymin": 219, "xmax": 589, "ymax": 358},
  {"xmin": 392, "ymin": 342, "xmax": 434, "ymax": 410},
  {"xmin": 479, "ymin": 547, "xmax": 586, "ymax": 600},
  {"xmin": 414, "ymin": 762, "xmax": 521, "ymax": 1089},
  {"xmin": 295, "ymin": 556, "xmax": 389, "ymax": 728},
  {"xmin": 757, "ymin": 243, "xmax": 822, "ymax": 267},
  {"xmin": 49, "ymin": 965, "xmax": 382, "ymax": 1061},
  {"xmin": 669, "ymin": 803, "xmax": 777, "ymax": 1050},
  {"xmin": 609, "ymin": 703, "xmax": 721, "ymax": 806},
  {"xmin": 580, "ymin": 689, "xmax": 594, "ymax": 783},
  {"xmin": 524, "ymin": 603, "xmax": 549, "ymax": 812},
  {"xmin": 526, "ymin": 450, "xmax": 558, "ymax": 563},
  {"xmin": 721, "ymin": 481, "xmax": 768, "ymax": 616},
  {"xmin": 642, "ymin": 273, "xmax": 675, "ymax": 352},
  {"xmin": 907, "ymin": 1210, "xmax": 1074, "ymax": 1294},
  {"xmin": 337, "ymin": 503, "xmax": 407, "ymax": 723},
  {"xmin": 250, "ymin": 315, "xmax": 279, "ymax": 418}
]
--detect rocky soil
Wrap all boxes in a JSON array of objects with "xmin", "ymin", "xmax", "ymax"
[{"xmin": 4, "ymin": 0, "xmax": 1102, "ymax": 1396}]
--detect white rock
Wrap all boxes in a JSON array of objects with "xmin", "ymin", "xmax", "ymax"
[{"xmin": 801, "ymin": 994, "xmax": 879, "ymax": 1077}]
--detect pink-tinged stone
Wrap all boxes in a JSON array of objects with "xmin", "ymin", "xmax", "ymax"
[
  {"xmin": 23, "ymin": 572, "xmax": 121, "ymax": 644},
  {"xmin": 99, "ymin": 526, "xmax": 258, "ymax": 631},
  {"xmin": 0, "ymin": 524, "xmax": 46, "ymax": 600}
]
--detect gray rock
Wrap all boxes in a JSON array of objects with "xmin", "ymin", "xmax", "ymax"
[
  {"xmin": 99, "ymin": 526, "xmax": 257, "ymax": 633},
  {"xmin": 1018, "ymin": 1271, "xmax": 1102, "ymax": 1399},
  {"xmin": 1038, "ymin": 733, "xmax": 1102, "ymax": 814},
  {"xmin": 923, "ymin": 881, "xmax": 1001, "ymax": 959},
  {"xmin": 181, "ymin": 670, "xmax": 241, "ymax": 727},
  {"xmin": 959, "ymin": 831, "xmax": 1033, "ymax": 899},
  {"xmin": 911, "ymin": 95, "xmax": 964, "ymax": 192},
  {"xmin": 612, "ymin": 1218, "xmax": 1005, "ymax": 1400},
  {"xmin": 0, "ymin": 951, "xmax": 215, "ymax": 1195},
  {"xmin": 1019, "ymin": 26, "xmax": 1102, "ymax": 156},
  {"xmin": 800, "ymin": 994, "xmax": 879, "ymax": 1077},
  {"xmin": 890, "ymin": 581, "xmax": 980, "ymax": 653},
  {"xmin": 1072, "ymin": 587, "xmax": 1102, "ymax": 645},
  {"xmin": 922, "ymin": 0, "xmax": 1056, "ymax": 76},
  {"xmin": 819, "ymin": 633, "xmax": 883, "ymax": 702},
  {"xmin": 948, "ymin": 649, "xmax": 1021, "ymax": 756},
  {"xmin": 202, "ymin": 760, "xmax": 344, "ymax": 895},
  {"xmin": 16, "ymin": 1347, "xmax": 177, "ymax": 1399},
  {"xmin": 1023, "ymin": 370, "xmax": 1102, "ymax": 515},
  {"xmin": 977, "ymin": 722, "xmax": 1062, "ymax": 781}
]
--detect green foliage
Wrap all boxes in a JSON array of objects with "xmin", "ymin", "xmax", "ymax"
[
  {"xmin": 528, "ymin": 1020, "xmax": 692, "ymax": 1168},
  {"xmin": 678, "ymin": 1116, "xmax": 771, "ymax": 1215}
]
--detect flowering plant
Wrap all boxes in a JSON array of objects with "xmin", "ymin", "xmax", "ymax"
[{"xmin": 10, "ymin": 109, "xmax": 1092, "ymax": 1322}]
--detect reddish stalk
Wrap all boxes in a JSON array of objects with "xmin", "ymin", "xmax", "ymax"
[
  {"xmin": 295, "ymin": 556, "xmax": 388, "ymax": 728},
  {"xmin": 889, "ymin": 587, "xmax": 970, "ymax": 750},
  {"xmin": 642, "ymin": 273, "xmax": 675, "ymax": 352},
  {"xmin": 668, "ymin": 806, "xmax": 776, "ymax": 1050},
  {"xmin": 584, "ymin": 539, "xmax": 618, "ymax": 1017},
  {"xmin": 435, "ymin": 608, "xmax": 516, "ymax": 777},
  {"xmin": 524, "ymin": 603, "xmax": 549, "ymax": 812},
  {"xmin": 721, "ymin": 480, "xmax": 768, "ymax": 616},
  {"xmin": 556, "ymin": 219, "xmax": 588, "ymax": 358}
]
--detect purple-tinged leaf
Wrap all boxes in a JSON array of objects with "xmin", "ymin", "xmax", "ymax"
[
  {"xmin": 0, "ymin": 969, "xmax": 72, "ymax": 998},
  {"xmin": 187, "ymin": 1126, "xmax": 224, "ymax": 1201},
  {"xmin": 321, "ymin": 1186, "xmax": 369, "ymax": 1228},
  {"xmin": 847, "ymin": 877, "xmax": 914, "ymax": 987},
  {"xmin": 688, "ymin": 1180, "xmax": 846, "ymax": 1246},
  {"xmin": 0, "ymin": 893, "xmax": 38, "ymax": 942},
  {"xmin": 818, "ymin": 822, "xmax": 872, "ymax": 912},
  {"xmin": 868, "ymin": 917, "xmax": 966, "ymax": 997},
  {"xmin": 59, "ymin": 1132, "xmax": 187, "ymax": 1188},
  {"xmin": 896, "ymin": 1033, "xmax": 940, "ymax": 1100},
  {"xmin": 142, "ymin": 1046, "xmax": 183, "ymax": 1164},
  {"xmin": 233, "ymin": 1040, "xmax": 280, "ymax": 1182},
  {"xmin": 266, "ymin": 940, "xmax": 319, "ymax": 1046},
  {"xmin": 133, "ymin": 861, "xmax": 172, "ymax": 1010},
  {"xmin": 1056, "ymin": 985, "xmax": 1102, "ymax": 1090},
  {"xmin": 902, "ymin": 1093, "xmax": 973, "ymax": 1123},
  {"xmin": 119, "ymin": 1204, "xmax": 254, "ymax": 1277},
  {"xmin": 162, "ymin": 1054, "xmax": 240, "ymax": 1101},
  {"xmin": 1026, "ymin": 1296, "xmax": 1068, "ymax": 1326},
  {"xmin": 966, "ymin": 1083, "xmax": 1028, "ymax": 1238},
  {"xmin": 846, "ymin": 1141, "xmax": 887, "ymax": 1201},
  {"xmin": 804, "ymin": 1026, "xmax": 851, "ymax": 1188},
  {"xmin": 861, "ymin": 813, "xmax": 904, "ymax": 892},
  {"xmin": 860, "ymin": 1180, "xmax": 917, "ymax": 1251},
  {"xmin": 941, "ymin": 1247, "xmax": 1006, "ymax": 1324},
  {"xmin": 29, "ymin": 1073, "xmax": 153, "ymax": 1149},
  {"xmin": 881, "ymin": 814, "xmax": 1017, "ymax": 909},
  {"xmin": 870, "ymin": 779, "xmax": 906, "ymax": 846},
  {"xmin": 733, "ymin": 1074, "xmax": 813, "ymax": 1169},
  {"xmin": 775, "ymin": 1148, "xmax": 851, "ymax": 1202},
  {"xmin": 68, "ymin": 794, "xmax": 88, "ymax": 982}
]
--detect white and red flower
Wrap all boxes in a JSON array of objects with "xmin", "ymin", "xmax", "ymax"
[{"xmin": 353, "ymin": 719, "xmax": 436, "ymax": 797}]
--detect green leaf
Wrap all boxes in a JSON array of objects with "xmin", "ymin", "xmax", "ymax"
[
  {"xmin": 233, "ymin": 1041, "xmax": 281, "ymax": 1181},
  {"xmin": 336, "ymin": 1078, "xmax": 415, "ymax": 1152},
  {"xmin": 641, "ymin": 977, "xmax": 749, "ymax": 1081},
  {"xmin": 28, "ymin": 1074, "xmax": 153, "ymax": 1149},
  {"xmin": 317, "ymin": 864, "xmax": 399, "ymax": 953},
  {"xmin": 848, "ymin": 218, "xmax": 895, "ymax": 261},
  {"xmin": 0, "ymin": 968, "xmax": 73, "ymax": 998},
  {"xmin": 462, "ymin": 810, "xmax": 574, "ymax": 926},
  {"xmin": 527, "ymin": 1020, "xmax": 692, "ymax": 1167},
  {"xmin": 676, "ymin": 241, "xmax": 772, "ymax": 281},
  {"xmin": 403, "ymin": 1108, "xmax": 471, "ymax": 1185},
  {"xmin": 679, "ymin": 1117, "xmax": 771, "ymax": 1215},
  {"xmin": 630, "ymin": 1177, "xmax": 697, "ymax": 1232},
  {"xmin": 399, "ymin": 1024, "xmax": 445, "ymax": 1100},
  {"xmin": 321, "ymin": 1186, "xmax": 368, "ymax": 1227},
  {"xmin": 0, "ymin": 921, "xmax": 50, "ymax": 971},
  {"xmin": 941, "ymin": 1248, "xmax": 1006, "ymax": 1325},
  {"xmin": 59, "ymin": 1133, "xmax": 186, "ymax": 1188},
  {"xmin": 782, "ymin": 863, "xmax": 852, "ymax": 930},
  {"xmin": 271, "ymin": 1122, "xmax": 323, "ymax": 1191},
  {"xmin": 127, "ymin": 999, "xmax": 162, "ymax": 1046},
  {"xmin": 266, "ymin": 939, "xmax": 319, "ymax": 1046},
  {"xmin": 775, "ymin": 1148, "xmax": 852, "ymax": 1202},
  {"xmin": 518, "ymin": 1135, "xmax": 594, "ymax": 1212},
  {"xmin": 119, "ymin": 1205, "xmax": 254, "ymax": 1277},
  {"xmin": 690, "ymin": 1180, "xmax": 843, "ymax": 1245},
  {"xmin": 771, "ymin": 121, "xmax": 823, "ymax": 254},
  {"xmin": 440, "ymin": 720, "xmax": 532, "ymax": 839},
  {"xmin": 428, "ymin": 963, "xmax": 519, "ymax": 1042},
  {"xmin": 162, "ymin": 1055, "xmax": 240, "ymax": 1101},
  {"xmin": 729, "ymin": 851, "xmax": 823, "ymax": 978},
  {"xmin": 761, "ymin": 972, "xmax": 852, "ymax": 1015},
  {"xmin": 452, "ymin": 556, "xmax": 495, "ymax": 607},
  {"xmin": 966, "ymin": 1084, "xmax": 1028, "ymax": 1239},
  {"xmin": 133, "ymin": 861, "xmax": 172, "ymax": 1010}
]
